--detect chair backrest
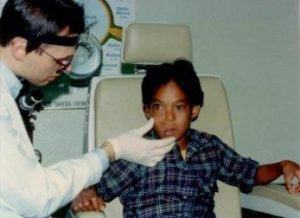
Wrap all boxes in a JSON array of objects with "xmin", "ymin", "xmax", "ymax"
[{"xmin": 93, "ymin": 75, "xmax": 241, "ymax": 218}]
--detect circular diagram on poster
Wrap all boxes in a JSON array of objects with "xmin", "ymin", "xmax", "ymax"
[{"xmin": 76, "ymin": 0, "xmax": 122, "ymax": 44}]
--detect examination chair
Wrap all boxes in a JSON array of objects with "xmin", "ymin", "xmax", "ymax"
[
  {"xmin": 76, "ymin": 23, "xmax": 300, "ymax": 218},
  {"xmin": 75, "ymin": 23, "xmax": 241, "ymax": 218}
]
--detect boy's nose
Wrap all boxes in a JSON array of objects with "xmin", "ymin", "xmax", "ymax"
[{"xmin": 164, "ymin": 107, "xmax": 175, "ymax": 121}]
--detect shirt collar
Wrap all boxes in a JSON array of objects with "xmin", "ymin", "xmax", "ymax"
[
  {"xmin": 185, "ymin": 129, "xmax": 202, "ymax": 154},
  {"xmin": 0, "ymin": 60, "xmax": 23, "ymax": 99}
]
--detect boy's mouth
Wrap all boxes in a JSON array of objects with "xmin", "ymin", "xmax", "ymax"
[{"xmin": 162, "ymin": 128, "xmax": 177, "ymax": 137}]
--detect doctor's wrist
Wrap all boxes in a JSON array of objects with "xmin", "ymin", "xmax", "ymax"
[{"xmin": 101, "ymin": 141, "xmax": 115, "ymax": 162}]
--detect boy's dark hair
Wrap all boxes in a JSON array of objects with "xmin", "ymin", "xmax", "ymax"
[
  {"xmin": 142, "ymin": 59, "xmax": 204, "ymax": 107},
  {"xmin": 0, "ymin": 0, "xmax": 85, "ymax": 52}
]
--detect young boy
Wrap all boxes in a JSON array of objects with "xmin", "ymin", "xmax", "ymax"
[{"xmin": 72, "ymin": 60, "xmax": 300, "ymax": 217}]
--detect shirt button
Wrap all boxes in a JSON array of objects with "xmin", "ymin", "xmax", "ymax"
[{"xmin": 183, "ymin": 195, "xmax": 188, "ymax": 200}]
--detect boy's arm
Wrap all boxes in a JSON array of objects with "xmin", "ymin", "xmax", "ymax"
[
  {"xmin": 96, "ymin": 160, "xmax": 141, "ymax": 201},
  {"xmin": 71, "ymin": 160, "xmax": 141, "ymax": 212},
  {"xmin": 255, "ymin": 160, "xmax": 300, "ymax": 194}
]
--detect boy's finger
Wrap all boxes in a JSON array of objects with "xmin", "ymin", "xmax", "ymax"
[
  {"xmin": 83, "ymin": 200, "xmax": 95, "ymax": 211},
  {"xmin": 77, "ymin": 203, "xmax": 87, "ymax": 211},
  {"xmin": 289, "ymin": 174, "xmax": 300, "ymax": 194},
  {"xmin": 72, "ymin": 206, "xmax": 78, "ymax": 212},
  {"xmin": 295, "ymin": 169, "xmax": 300, "ymax": 179},
  {"xmin": 91, "ymin": 197, "xmax": 101, "ymax": 210},
  {"xmin": 285, "ymin": 172, "xmax": 293, "ymax": 184},
  {"xmin": 98, "ymin": 198, "xmax": 106, "ymax": 211},
  {"xmin": 71, "ymin": 197, "xmax": 81, "ymax": 211},
  {"xmin": 99, "ymin": 199, "xmax": 106, "ymax": 208}
]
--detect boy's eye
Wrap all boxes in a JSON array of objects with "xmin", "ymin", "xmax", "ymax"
[
  {"xmin": 176, "ymin": 104, "xmax": 185, "ymax": 110},
  {"xmin": 150, "ymin": 103, "xmax": 162, "ymax": 110}
]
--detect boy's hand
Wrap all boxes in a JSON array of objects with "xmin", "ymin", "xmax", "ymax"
[
  {"xmin": 280, "ymin": 160, "xmax": 300, "ymax": 194},
  {"xmin": 71, "ymin": 186, "xmax": 106, "ymax": 212}
]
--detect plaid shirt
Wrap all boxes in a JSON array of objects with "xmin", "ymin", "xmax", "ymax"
[{"xmin": 97, "ymin": 129, "xmax": 259, "ymax": 217}]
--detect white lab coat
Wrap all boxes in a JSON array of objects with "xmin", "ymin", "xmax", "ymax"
[{"xmin": 0, "ymin": 62, "xmax": 109, "ymax": 218}]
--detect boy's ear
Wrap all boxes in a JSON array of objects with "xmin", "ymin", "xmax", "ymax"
[
  {"xmin": 10, "ymin": 37, "xmax": 28, "ymax": 61},
  {"xmin": 143, "ymin": 105, "xmax": 151, "ymax": 119},
  {"xmin": 191, "ymin": 105, "xmax": 201, "ymax": 121}
]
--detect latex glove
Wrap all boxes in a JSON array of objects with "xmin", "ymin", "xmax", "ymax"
[{"xmin": 106, "ymin": 118, "xmax": 175, "ymax": 167}]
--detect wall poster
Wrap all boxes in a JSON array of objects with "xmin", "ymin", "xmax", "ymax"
[{"xmin": 42, "ymin": 0, "xmax": 136, "ymax": 109}]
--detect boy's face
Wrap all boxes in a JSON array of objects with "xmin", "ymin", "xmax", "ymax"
[{"xmin": 144, "ymin": 81, "xmax": 200, "ymax": 147}]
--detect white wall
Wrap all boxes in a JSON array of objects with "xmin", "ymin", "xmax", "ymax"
[{"xmin": 34, "ymin": 0, "xmax": 299, "ymax": 167}]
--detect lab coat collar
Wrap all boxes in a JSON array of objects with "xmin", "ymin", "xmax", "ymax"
[{"xmin": 0, "ymin": 60, "xmax": 23, "ymax": 99}]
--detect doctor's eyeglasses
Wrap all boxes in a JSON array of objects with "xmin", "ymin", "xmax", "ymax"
[{"xmin": 38, "ymin": 47, "xmax": 73, "ymax": 71}]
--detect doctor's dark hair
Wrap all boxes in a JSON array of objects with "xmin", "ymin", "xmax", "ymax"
[
  {"xmin": 142, "ymin": 59, "xmax": 204, "ymax": 107},
  {"xmin": 0, "ymin": 0, "xmax": 85, "ymax": 52}
]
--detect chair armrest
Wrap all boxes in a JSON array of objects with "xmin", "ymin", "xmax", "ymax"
[
  {"xmin": 242, "ymin": 184, "xmax": 300, "ymax": 218},
  {"xmin": 251, "ymin": 184, "xmax": 300, "ymax": 210},
  {"xmin": 73, "ymin": 198, "xmax": 122, "ymax": 218},
  {"xmin": 73, "ymin": 211, "xmax": 106, "ymax": 218}
]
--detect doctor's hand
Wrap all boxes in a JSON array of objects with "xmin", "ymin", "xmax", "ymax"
[{"xmin": 102, "ymin": 118, "xmax": 175, "ymax": 167}]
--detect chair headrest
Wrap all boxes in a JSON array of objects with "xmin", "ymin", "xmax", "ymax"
[{"xmin": 121, "ymin": 23, "xmax": 192, "ymax": 65}]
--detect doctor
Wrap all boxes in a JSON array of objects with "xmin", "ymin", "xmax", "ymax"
[{"xmin": 0, "ymin": 0, "xmax": 175, "ymax": 217}]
